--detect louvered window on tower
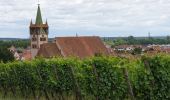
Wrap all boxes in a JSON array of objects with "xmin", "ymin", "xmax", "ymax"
[
  {"xmin": 32, "ymin": 38, "xmax": 37, "ymax": 41},
  {"xmin": 40, "ymin": 38, "xmax": 46, "ymax": 41}
]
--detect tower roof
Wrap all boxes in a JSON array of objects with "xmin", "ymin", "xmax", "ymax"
[{"xmin": 35, "ymin": 5, "xmax": 43, "ymax": 25}]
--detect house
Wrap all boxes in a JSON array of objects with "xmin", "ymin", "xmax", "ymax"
[
  {"xmin": 8, "ymin": 46, "xmax": 32, "ymax": 61},
  {"xmin": 114, "ymin": 45, "xmax": 134, "ymax": 51},
  {"xmin": 8, "ymin": 46, "xmax": 20, "ymax": 60}
]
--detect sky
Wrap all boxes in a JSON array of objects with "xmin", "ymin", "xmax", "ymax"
[{"xmin": 0, "ymin": 0, "xmax": 170, "ymax": 38}]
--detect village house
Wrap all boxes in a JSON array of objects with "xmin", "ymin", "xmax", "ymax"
[
  {"xmin": 114, "ymin": 45, "xmax": 134, "ymax": 51},
  {"xmin": 8, "ymin": 46, "xmax": 32, "ymax": 61},
  {"xmin": 146, "ymin": 44, "xmax": 170, "ymax": 54},
  {"xmin": 8, "ymin": 46, "xmax": 20, "ymax": 60}
]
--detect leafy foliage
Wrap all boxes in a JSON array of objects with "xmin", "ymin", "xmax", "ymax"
[
  {"xmin": 0, "ymin": 40, "xmax": 29, "ymax": 49},
  {"xmin": 132, "ymin": 47, "xmax": 142, "ymax": 55},
  {"xmin": 0, "ymin": 48, "xmax": 14, "ymax": 63},
  {"xmin": 0, "ymin": 55, "xmax": 169, "ymax": 99}
]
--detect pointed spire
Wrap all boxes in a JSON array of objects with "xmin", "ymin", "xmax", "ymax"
[{"xmin": 35, "ymin": 4, "xmax": 43, "ymax": 25}]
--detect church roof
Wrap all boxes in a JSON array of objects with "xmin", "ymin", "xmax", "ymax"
[
  {"xmin": 37, "ymin": 43, "xmax": 62, "ymax": 58},
  {"xmin": 56, "ymin": 36, "xmax": 109, "ymax": 58},
  {"xmin": 37, "ymin": 36, "xmax": 109, "ymax": 58},
  {"xmin": 35, "ymin": 5, "xmax": 43, "ymax": 25}
]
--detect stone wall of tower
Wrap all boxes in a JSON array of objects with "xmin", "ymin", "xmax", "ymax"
[
  {"xmin": 30, "ymin": 26, "xmax": 48, "ymax": 58},
  {"xmin": 30, "ymin": 33, "xmax": 48, "ymax": 48}
]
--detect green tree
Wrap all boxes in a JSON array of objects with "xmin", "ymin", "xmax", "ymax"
[
  {"xmin": 132, "ymin": 48, "xmax": 142, "ymax": 55},
  {"xmin": 0, "ymin": 48, "xmax": 15, "ymax": 63},
  {"xmin": 0, "ymin": 40, "xmax": 29, "ymax": 49},
  {"xmin": 113, "ymin": 38, "xmax": 127, "ymax": 46}
]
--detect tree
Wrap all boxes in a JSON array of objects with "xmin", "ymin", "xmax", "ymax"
[
  {"xmin": 127, "ymin": 36, "xmax": 135, "ymax": 40},
  {"xmin": 0, "ymin": 40, "xmax": 29, "ymax": 49},
  {"xmin": 132, "ymin": 48, "xmax": 142, "ymax": 55},
  {"xmin": 0, "ymin": 48, "xmax": 15, "ymax": 63},
  {"xmin": 113, "ymin": 38, "xmax": 127, "ymax": 46},
  {"xmin": 127, "ymin": 36, "xmax": 137, "ymax": 45},
  {"xmin": 166, "ymin": 36, "xmax": 170, "ymax": 40}
]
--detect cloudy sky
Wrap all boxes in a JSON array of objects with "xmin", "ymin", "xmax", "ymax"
[{"xmin": 0, "ymin": 0, "xmax": 170, "ymax": 38}]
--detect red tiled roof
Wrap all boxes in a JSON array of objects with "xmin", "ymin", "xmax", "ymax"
[
  {"xmin": 37, "ymin": 36, "xmax": 109, "ymax": 58},
  {"xmin": 37, "ymin": 43, "xmax": 62, "ymax": 58},
  {"xmin": 55, "ymin": 36, "xmax": 109, "ymax": 58},
  {"xmin": 161, "ymin": 48, "xmax": 170, "ymax": 53},
  {"xmin": 22, "ymin": 50, "xmax": 32, "ymax": 60}
]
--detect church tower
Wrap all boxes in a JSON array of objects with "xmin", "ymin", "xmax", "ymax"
[{"xmin": 30, "ymin": 4, "xmax": 48, "ymax": 58}]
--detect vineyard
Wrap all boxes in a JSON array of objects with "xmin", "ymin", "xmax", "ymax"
[{"xmin": 0, "ymin": 55, "xmax": 169, "ymax": 100}]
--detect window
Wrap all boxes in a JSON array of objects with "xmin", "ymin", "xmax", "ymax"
[
  {"xmin": 32, "ymin": 44, "xmax": 37, "ymax": 48},
  {"xmin": 32, "ymin": 38, "xmax": 37, "ymax": 41},
  {"xmin": 40, "ymin": 38, "xmax": 46, "ymax": 41}
]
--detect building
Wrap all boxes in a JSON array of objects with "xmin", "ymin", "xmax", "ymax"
[
  {"xmin": 20, "ymin": 49, "xmax": 32, "ymax": 61},
  {"xmin": 37, "ymin": 36, "xmax": 109, "ymax": 58},
  {"xmin": 114, "ymin": 45, "xmax": 134, "ymax": 51},
  {"xmin": 30, "ymin": 4, "xmax": 48, "ymax": 58},
  {"xmin": 8, "ymin": 46, "xmax": 32, "ymax": 61},
  {"xmin": 30, "ymin": 5, "xmax": 109, "ymax": 59},
  {"xmin": 8, "ymin": 46, "xmax": 20, "ymax": 60}
]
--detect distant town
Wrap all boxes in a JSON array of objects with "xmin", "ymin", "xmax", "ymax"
[{"xmin": 0, "ymin": 4, "xmax": 170, "ymax": 62}]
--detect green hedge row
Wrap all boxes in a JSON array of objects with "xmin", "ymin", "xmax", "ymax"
[{"xmin": 0, "ymin": 55, "xmax": 169, "ymax": 100}]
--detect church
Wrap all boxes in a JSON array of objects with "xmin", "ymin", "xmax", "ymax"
[{"xmin": 30, "ymin": 5, "xmax": 109, "ymax": 59}]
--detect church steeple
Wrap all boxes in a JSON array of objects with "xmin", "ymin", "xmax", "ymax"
[
  {"xmin": 30, "ymin": 4, "xmax": 49, "ymax": 59},
  {"xmin": 35, "ymin": 4, "xmax": 43, "ymax": 25}
]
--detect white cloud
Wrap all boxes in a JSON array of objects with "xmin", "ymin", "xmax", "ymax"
[{"xmin": 0, "ymin": 0, "xmax": 170, "ymax": 38}]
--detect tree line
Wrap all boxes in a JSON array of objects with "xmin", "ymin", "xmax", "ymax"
[
  {"xmin": 0, "ymin": 40, "xmax": 29, "ymax": 49},
  {"xmin": 103, "ymin": 36, "xmax": 170, "ymax": 47}
]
